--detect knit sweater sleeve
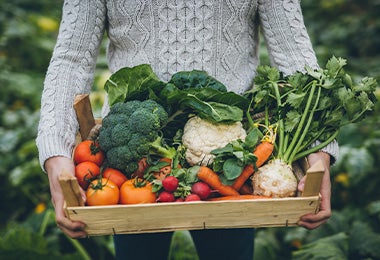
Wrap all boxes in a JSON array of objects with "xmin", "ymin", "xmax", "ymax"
[
  {"xmin": 258, "ymin": 0, "xmax": 318, "ymax": 74},
  {"xmin": 36, "ymin": 0, "xmax": 107, "ymax": 170},
  {"xmin": 258, "ymin": 0, "xmax": 339, "ymax": 163}
]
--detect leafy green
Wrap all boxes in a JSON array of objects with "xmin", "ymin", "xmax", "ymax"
[
  {"xmin": 104, "ymin": 64, "xmax": 163, "ymax": 105},
  {"xmin": 246, "ymin": 56, "xmax": 378, "ymax": 164},
  {"xmin": 211, "ymin": 128, "xmax": 260, "ymax": 181},
  {"xmin": 169, "ymin": 70, "xmax": 227, "ymax": 92},
  {"xmin": 104, "ymin": 64, "xmax": 249, "ymax": 124}
]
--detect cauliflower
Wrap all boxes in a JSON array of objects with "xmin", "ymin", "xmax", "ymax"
[
  {"xmin": 182, "ymin": 116, "xmax": 247, "ymax": 166},
  {"xmin": 252, "ymin": 159, "xmax": 298, "ymax": 198}
]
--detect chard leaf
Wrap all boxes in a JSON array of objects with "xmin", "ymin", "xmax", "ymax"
[
  {"xmin": 104, "ymin": 64, "xmax": 163, "ymax": 105},
  {"xmin": 169, "ymin": 70, "xmax": 227, "ymax": 92}
]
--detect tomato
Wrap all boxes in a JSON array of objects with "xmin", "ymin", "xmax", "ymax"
[
  {"xmin": 119, "ymin": 178, "xmax": 156, "ymax": 204},
  {"xmin": 73, "ymin": 140, "xmax": 105, "ymax": 166},
  {"xmin": 102, "ymin": 168, "xmax": 128, "ymax": 188},
  {"xmin": 86, "ymin": 178, "xmax": 120, "ymax": 206},
  {"xmin": 75, "ymin": 161, "xmax": 101, "ymax": 190}
]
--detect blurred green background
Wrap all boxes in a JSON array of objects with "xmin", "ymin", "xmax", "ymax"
[{"xmin": 0, "ymin": 1, "xmax": 379, "ymax": 259}]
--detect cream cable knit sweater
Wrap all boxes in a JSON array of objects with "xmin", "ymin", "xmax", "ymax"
[{"xmin": 36, "ymin": 0, "xmax": 339, "ymax": 169}]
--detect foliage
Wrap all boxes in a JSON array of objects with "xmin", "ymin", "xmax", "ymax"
[{"xmin": 0, "ymin": 0, "xmax": 379, "ymax": 259}]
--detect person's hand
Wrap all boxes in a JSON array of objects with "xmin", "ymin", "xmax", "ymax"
[
  {"xmin": 45, "ymin": 156, "xmax": 87, "ymax": 238},
  {"xmin": 297, "ymin": 152, "xmax": 332, "ymax": 229}
]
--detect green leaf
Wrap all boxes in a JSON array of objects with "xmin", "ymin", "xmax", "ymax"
[
  {"xmin": 286, "ymin": 92, "xmax": 306, "ymax": 108},
  {"xmin": 222, "ymin": 158, "xmax": 244, "ymax": 180},
  {"xmin": 292, "ymin": 232, "xmax": 349, "ymax": 260},
  {"xmin": 284, "ymin": 111, "xmax": 301, "ymax": 133},
  {"xmin": 104, "ymin": 64, "xmax": 163, "ymax": 105},
  {"xmin": 169, "ymin": 70, "xmax": 227, "ymax": 92},
  {"xmin": 326, "ymin": 56, "xmax": 347, "ymax": 77},
  {"xmin": 349, "ymin": 221, "xmax": 380, "ymax": 258}
]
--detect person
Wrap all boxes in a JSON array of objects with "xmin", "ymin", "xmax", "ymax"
[{"xmin": 36, "ymin": 1, "xmax": 339, "ymax": 259}]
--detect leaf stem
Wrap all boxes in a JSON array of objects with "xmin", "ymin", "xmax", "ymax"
[
  {"xmin": 293, "ymin": 130, "xmax": 339, "ymax": 161},
  {"xmin": 287, "ymin": 86, "xmax": 321, "ymax": 164},
  {"xmin": 283, "ymin": 81, "xmax": 317, "ymax": 163},
  {"xmin": 272, "ymin": 82, "xmax": 285, "ymax": 158}
]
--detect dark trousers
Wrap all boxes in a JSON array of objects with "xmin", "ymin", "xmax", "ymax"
[{"xmin": 113, "ymin": 228, "xmax": 255, "ymax": 260}]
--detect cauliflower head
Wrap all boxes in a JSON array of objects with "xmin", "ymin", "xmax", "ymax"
[{"xmin": 182, "ymin": 116, "xmax": 247, "ymax": 166}]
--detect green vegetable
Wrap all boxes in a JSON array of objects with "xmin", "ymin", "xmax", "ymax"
[
  {"xmin": 104, "ymin": 64, "xmax": 163, "ymax": 106},
  {"xmin": 246, "ymin": 56, "xmax": 377, "ymax": 165},
  {"xmin": 104, "ymin": 64, "xmax": 249, "ymax": 125},
  {"xmin": 98, "ymin": 100, "xmax": 178, "ymax": 175}
]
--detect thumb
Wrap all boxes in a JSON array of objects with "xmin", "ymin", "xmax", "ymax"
[{"xmin": 298, "ymin": 175, "xmax": 306, "ymax": 192}]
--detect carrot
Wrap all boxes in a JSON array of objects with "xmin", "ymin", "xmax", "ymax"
[
  {"xmin": 231, "ymin": 140, "xmax": 274, "ymax": 191},
  {"xmin": 207, "ymin": 194, "xmax": 271, "ymax": 201},
  {"xmin": 197, "ymin": 166, "xmax": 239, "ymax": 196}
]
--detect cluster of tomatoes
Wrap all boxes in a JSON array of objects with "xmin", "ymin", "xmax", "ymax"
[{"xmin": 73, "ymin": 140, "xmax": 156, "ymax": 206}]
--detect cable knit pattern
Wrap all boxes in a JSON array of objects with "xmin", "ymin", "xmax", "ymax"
[{"xmin": 36, "ymin": 0, "xmax": 338, "ymax": 170}]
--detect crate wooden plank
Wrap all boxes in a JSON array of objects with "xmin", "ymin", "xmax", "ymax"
[
  {"xmin": 66, "ymin": 196, "xmax": 319, "ymax": 236},
  {"xmin": 73, "ymin": 94, "xmax": 95, "ymax": 140}
]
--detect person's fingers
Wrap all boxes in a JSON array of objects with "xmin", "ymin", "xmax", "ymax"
[
  {"xmin": 297, "ymin": 175, "xmax": 306, "ymax": 192},
  {"xmin": 55, "ymin": 207, "xmax": 87, "ymax": 238},
  {"xmin": 298, "ymin": 209, "xmax": 332, "ymax": 229}
]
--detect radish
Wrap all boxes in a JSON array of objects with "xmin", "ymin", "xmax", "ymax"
[
  {"xmin": 157, "ymin": 191, "xmax": 175, "ymax": 202},
  {"xmin": 185, "ymin": 194, "xmax": 201, "ymax": 202},
  {"xmin": 162, "ymin": 176, "xmax": 179, "ymax": 192},
  {"xmin": 191, "ymin": 182, "xmax": 211, "ymax": 200}
]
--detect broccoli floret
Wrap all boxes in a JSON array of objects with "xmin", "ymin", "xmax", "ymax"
[{"xmin": 98, "ymin": 99, "xmax": 177, "ymax": 176}]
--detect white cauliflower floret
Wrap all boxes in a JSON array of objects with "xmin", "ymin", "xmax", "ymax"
[
  {"xmin": 252, "ymin": 159, "xmax": 297, "ymax": 198},
  {"xmin": 182, "ymin": 116, "xmax": 247, "ymax": 166}
]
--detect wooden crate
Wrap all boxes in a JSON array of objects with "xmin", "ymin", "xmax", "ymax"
[{"xmin": 60, "ymin": 95, "xmax": 324, "ymax": 236}]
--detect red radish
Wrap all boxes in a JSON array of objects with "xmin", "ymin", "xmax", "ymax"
[
  {"xmin": 162, "ymin": 176, "xmax": 179, "ymax": 192},
  {"xmin": 191, "ymin": 182, "xmax": 211, "ymax": 200},
  {"xmin": 157, "ymin": 191, "xmax": 175, "ymax": 202},
  {"xmin": 185, "ymin": 194, "xmax": 201, "ymax": 202},
  {"xmin": 175, "ymin": 197, "xmax": 185, "ymax": 202}
]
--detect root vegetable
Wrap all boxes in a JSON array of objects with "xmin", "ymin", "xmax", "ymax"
[
  {"xmin": 231, "ymin": 140, "xmax": 274, "ymax": 191},
  {"xmin": 191, "ymin": 182, "xmax": 211, "ymax": 200},
  {"xmin": 252, "ymin": 159, "xmax": 297, "ymax": 198},
  {"xmin": 197, "ymin": 166, "xmax": 239, "ymax": 196}
]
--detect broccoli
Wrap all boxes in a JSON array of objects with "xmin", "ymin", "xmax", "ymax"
[{"xmin": 98, "ymin": 99, "xmax": 177, "ymax": 175}]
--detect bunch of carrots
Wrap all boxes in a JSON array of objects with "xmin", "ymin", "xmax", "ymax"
[{"xmin": 197, "ymin": 136, "xmax": 274, "ymax": 201}]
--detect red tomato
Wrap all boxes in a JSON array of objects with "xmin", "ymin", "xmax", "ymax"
[
  {"xmin": 102, "ymin": 168, "xmax": 128, "ymax": 188},
  {"xmin": 73, "ymin": 140, "xmax": 105, "ymax": 166},
  {"xmin": 86, "ymin": 178, "xmax": 120, "ymax": 206},
  {"xmin": 119, "ymin": 178, "xmax": 156, "ymax": 204},
  {"xmin": 75, "ymin": 161, "xmax": 100, "ymax": 190}
]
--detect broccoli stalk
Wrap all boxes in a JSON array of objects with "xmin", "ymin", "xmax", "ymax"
[{"xmin": 149, "ymin": 136, "xmax": 177, "ymax": 160}]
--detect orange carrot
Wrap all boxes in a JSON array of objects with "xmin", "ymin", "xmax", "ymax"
[
  {"xmin": 231, "ymin": 141, "xmax": 274, "ymax": 191},
  {"xmin": 207, "ymin": 194, "xmax": 271, "ymax": 201},
  {"xmin": 197, "ymin": 166, "xmax": 239, "ymax": 196}
]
